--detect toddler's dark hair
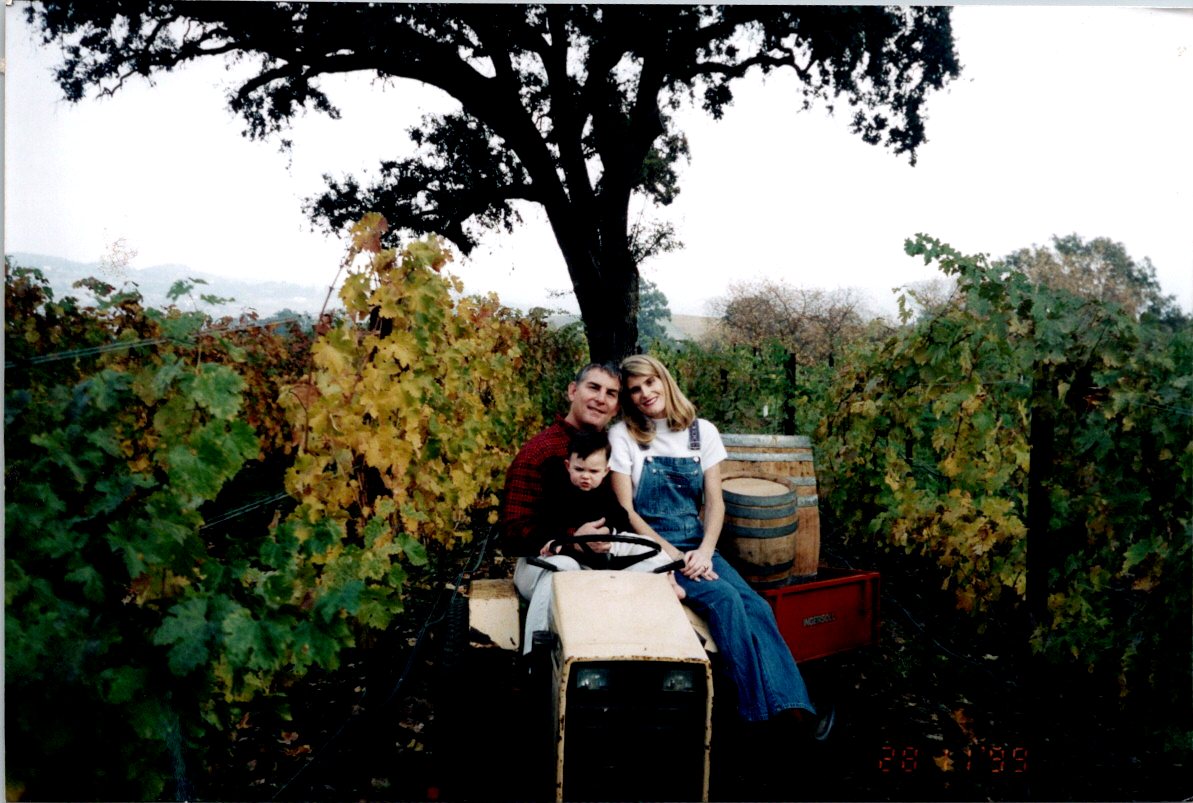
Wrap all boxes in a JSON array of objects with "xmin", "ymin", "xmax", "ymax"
[{"xmin": 568, "ymin": 429, "xmax": 611, "ymax": 461}]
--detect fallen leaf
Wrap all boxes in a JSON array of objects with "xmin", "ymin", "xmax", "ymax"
[
  {"xmin": 952, "ymin": 708, "xmax": 977, "ymax": 741},
  {"xmin": 934, "ymin": 753, "xmax": 955, "ymax": 772}
]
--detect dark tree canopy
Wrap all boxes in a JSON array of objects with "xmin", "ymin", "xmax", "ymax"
[
  {"xmin": 29, "ymin": 2, "xmax": 960, "ymax": 361},
  {"xmin": 636, "ymin": 278, "xmax": 675, "ymax": 349}
]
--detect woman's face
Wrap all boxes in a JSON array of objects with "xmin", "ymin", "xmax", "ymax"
[{"xmin": 625, "ymin": 373, "xmax": 667, "ymax": 418}]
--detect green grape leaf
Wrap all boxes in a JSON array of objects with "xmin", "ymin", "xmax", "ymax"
[
  {"xmin": 397, "ymin": 533, "xmax": 428, "ymax": 567},
  {"xmin": 1121, "ymin": 539, "xmax": 1155, "ymax": 573},
  {"xmin": 152, "ymin": 595, "xmax": 211, "ymax": 675},
  {"xmin": 190, "ymin": 364, "xmax": 245, "ymax": 419},
  {"xmin": 314, "ymin": 579, "xmax": 364, "ymax": 623},
  {"xmin": 98, "ymin": 665, "xmax": 149, "ymax": 704}
]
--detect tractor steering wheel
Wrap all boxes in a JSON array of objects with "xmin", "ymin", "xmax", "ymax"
[{"xmin": 530, "ymin": 533, "xmax": 684, "ymax": 573}]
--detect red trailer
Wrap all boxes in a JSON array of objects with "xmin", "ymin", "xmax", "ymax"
[{"xmin": 762, "ymin": 567, "xmax": 882, "ymax": 663}]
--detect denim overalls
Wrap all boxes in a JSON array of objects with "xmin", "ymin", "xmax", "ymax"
[{"xmin": 634, "ymin": 439, "xmax": 815, "ymax": 722}]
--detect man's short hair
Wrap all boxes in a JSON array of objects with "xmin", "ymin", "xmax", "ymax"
[
  {"xmin": 574, "ymin": 361, "xmax": 621, "ymax": 385},
  {"xmin": 568, "ymin": 428, "xmax": 611, "ymax": 461}
]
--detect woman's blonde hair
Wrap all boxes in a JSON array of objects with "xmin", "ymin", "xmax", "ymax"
[{"xmin": 619, "ymin": 354, "xmax": 697, "ymax": 446}]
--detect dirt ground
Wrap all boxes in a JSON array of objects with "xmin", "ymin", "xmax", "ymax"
[{"xmin": 200, "ymin": 542, "xmax": 1186, "ymax": 803}]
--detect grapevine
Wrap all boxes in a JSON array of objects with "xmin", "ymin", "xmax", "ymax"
[{"xmin": 818, "ymin": 236, "xmax": 1191, "ymax": 740}]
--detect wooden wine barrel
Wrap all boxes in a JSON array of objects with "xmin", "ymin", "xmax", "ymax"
[
  {"xmin": 721, "ymin": 474, "xmax": 803, "ymax": 588},
  {"xmin": 722, "ymin": 434, "xmax": 821, "ymax": 578},
  {"xmin": 794, "ymin": 494, "xmax": 820, "ymax": 578},
  {"xmin": 721, "ymin": 434, "xmax": 816, "ymax": 480}
]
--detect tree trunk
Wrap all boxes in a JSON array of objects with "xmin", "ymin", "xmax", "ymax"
[
  {"xmin": 543, "ymin": 193, "xmax": 641, "ymax": 363},
  {"xmin": 783, "ymin": 351, "xmax": 798, "ymax": 436},
  {"xmin": 575, "ymin": 246, "xmax": 639, "ymax": 363},
  {"xmin": 1026, "ymin": 366, "xmax": 1056, "ymax": 629}
]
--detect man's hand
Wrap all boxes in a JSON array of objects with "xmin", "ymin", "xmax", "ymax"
[{"xmin": 574, "ymin": 517, "xmax": 611, "ymax": 553}]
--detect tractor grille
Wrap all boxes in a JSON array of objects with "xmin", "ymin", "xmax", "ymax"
[{"xmin": 562, "ymin": 661, "xmax": 708, "ymax": 801}]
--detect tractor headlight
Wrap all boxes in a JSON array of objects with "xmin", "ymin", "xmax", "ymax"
[
  {"xmin": 574, "ymin": 666, "xmax": 611, "ymax": 691},
  {"xmin": 661, "ymin": 667, "xmax": 699, "ymax": 693}
]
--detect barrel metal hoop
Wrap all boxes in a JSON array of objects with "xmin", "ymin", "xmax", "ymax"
[
  {"xmin": 723, "ymin": 522, "xmax": 798, "ymax": 539},
  {"xmin": 724, "ymin": 452, "xmax": 814, "ymax": 464},
  {"xmin": 720, "ymin": 434, "xmax": 813, "ymax": 449},
  {"xmin": 725, "ymin": 502, "xmax": 798, "ymax": 520}
]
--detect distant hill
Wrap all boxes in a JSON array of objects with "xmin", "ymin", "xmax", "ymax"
[
  {"xmin": 546, "ymin": 311, "xmax": 721, "ymax": 343},
  {"xmin": 6, "ymin": 252, "xmax": 724, "ymax": 338},
  {"xmin": 6, "ymin": 252, "xmax": 329, "ymax": 319},
  {"xmin": 667, "ymin": 313, "xmax": 724, "ymax": 343}
]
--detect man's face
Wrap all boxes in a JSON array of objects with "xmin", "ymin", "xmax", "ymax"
[
  {"xmin": 565, "ymin": 368, "xmax": 619, "ymax": 430},
  {"xmin": 565, "ymin": 451, "xmax": 610, "ymax": 492}
]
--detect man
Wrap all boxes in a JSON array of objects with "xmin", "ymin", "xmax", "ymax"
[{"xmin": 500, "ymin": 362, "xmax": 621, "ymax": 653}]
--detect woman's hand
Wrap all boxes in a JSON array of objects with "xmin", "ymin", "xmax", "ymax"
[{"xmin": 682, "ymin": 547, "xmax": 718, "ymax": 581}]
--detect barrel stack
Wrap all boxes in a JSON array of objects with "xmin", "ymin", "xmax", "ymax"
[{"xmin": 720, "ymin": 434, "xmax": 821, "ymax": 584}]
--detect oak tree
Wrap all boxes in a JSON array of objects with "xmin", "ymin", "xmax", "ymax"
[
  {"xmin": 1000, "ymin": 234, "xmax": 1184, "ymax": 325},
  {"xmin": 715, "ymin": 279, "xmax": 871, "ymax": 366},
  {"xmin": 29, "ymin": 2, "xmax": 960, "ymax": 360}
]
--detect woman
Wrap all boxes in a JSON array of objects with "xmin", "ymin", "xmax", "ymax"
[{"xmin": 608, "ymin": 354, "xmax": 816, "ymax": 724}]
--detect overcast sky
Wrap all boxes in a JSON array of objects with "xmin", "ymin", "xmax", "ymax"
[{"xmin": 4, "ymin": 5, "xmax": 1191, "ymax": 319}]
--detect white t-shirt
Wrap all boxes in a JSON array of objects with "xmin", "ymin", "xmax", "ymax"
[{"xmin": 609, "ymin": 418, "xmax": 728, "ymax": 489}]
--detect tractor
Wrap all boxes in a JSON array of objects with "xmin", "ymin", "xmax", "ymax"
[{"xmin": 437, "ymin": 531, "xmax": 879, "ymax": 802}]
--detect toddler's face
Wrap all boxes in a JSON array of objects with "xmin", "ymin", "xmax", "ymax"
[{"xmin": 565, "ymin": 451, "xmax": 610, "ymax": 491}]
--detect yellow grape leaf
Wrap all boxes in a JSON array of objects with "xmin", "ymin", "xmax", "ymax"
[
  {"xmin": 349, "ymin": 212, "xmax": 389, "ymax": 253},
  {"xmin": 940, "ymin": 454, "xmax": 962, "ymax": 478},
  {"xmin": 312, "ymin": 337, "xmax": 355, "ymax": 377},
  {"xmin": 339, "ymin": 272, "xmax": 375, "ymax": 314}
]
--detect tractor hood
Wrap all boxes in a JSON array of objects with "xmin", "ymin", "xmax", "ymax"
[{"xmin": 551, "ymin": 571, "xmax": 708, "ymax": 663}]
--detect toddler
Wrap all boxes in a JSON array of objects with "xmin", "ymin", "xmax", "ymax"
[{"xmin": 541, "ymin": 429, "xmax": 685, "ymax": 599}]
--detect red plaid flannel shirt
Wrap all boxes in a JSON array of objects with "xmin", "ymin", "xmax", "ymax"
[{"xmin": 500, "ymin": 416, "xmax": 578, "ymax": 556}]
